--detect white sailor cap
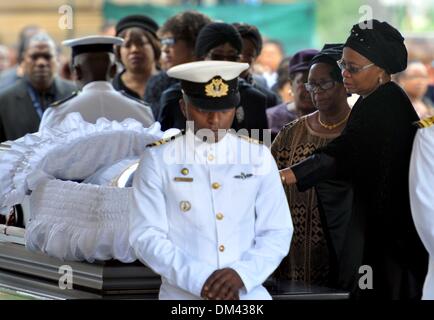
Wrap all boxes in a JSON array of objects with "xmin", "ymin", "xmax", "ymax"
[
  {"xmin": 167, "ymin": 61, "xmax": 249, "ymax": 111},
  {"xmin": 62, "ymin": 35, "xmax": 124, "ymax": 58}
]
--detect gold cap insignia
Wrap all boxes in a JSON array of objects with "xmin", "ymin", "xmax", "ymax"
[{"xmin": 205, "ymin": 78, "xmax": 229, "ymax": 98}]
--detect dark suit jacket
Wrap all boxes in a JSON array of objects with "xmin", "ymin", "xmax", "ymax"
[
  {"xmin": 246, "ymin": 74, "xmax": 280, "ymax": 109},
  {"xmin": 157, "ymin": 82, "xmax": 184, "ymax": 131},
  {"xmin": 253, "ymin": 82, "xmax": 280, "ymax": 109},
  {"xmin": 0, "ymin": 78, "xmax": 76, "ymax": 142}
]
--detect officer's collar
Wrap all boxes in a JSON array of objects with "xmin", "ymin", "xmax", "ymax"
[{"xmin": 81, "ymin": 81, "xmax": 115, "ymax": 92}]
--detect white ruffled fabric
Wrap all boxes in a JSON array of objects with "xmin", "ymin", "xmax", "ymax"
[
  {"xmin": 0, "ymin": 113, "xmax": 165, "ymax": 263},
  {"xmin": 83, "ymin": 157, "xmax": 139, "ymax": 186},
  {"xmin": 0, "ymin": 113, "xmax": 162, "ymax": 209},
  {"xmin": 26, "ymin": 179, "xmax": 135, "ymax": 263}
]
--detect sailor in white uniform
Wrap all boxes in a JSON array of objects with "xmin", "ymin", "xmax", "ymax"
[
  {"xmin": 129, "ymin": 61, "xmax": 293, "ymax": 300},
  {"xmin": 39, "ymin": 36, "xmax": 154, "ymax": 129},
  {"xmin": 410, "ymin": 116, "xmax": 434, "ymax": 300}
]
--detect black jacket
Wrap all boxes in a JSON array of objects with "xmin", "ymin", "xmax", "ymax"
[
  {"xmin": 292, "ymin": 82, "xmax": 428, "ymax": 299},
  {"xmin": 0, "ymin": 78, "xmax": 76, "ymax": 142},
  {"xmin": 144, "ymin": 71, "xmax": 179, "ymax": 119},
  {"xmin": 246, "ymin": 74, "xmax": 280, "ymax": 108}
]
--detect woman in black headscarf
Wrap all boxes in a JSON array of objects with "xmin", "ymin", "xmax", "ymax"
[
  {"xmin": 159, "ymin": 22, "xmax": 268, "ymax": 140},
  {"xmin": 280, "ymin": 20, "xmax": 428, "ymax": 299}
]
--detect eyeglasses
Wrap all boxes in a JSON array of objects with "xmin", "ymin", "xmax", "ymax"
[
  {"xmin": 160, "ymin": 38, "xmax": 176, "ymax": 46},
  {"xmin": 337, "ymin": 59, "xmax": 375, "ymax": 74},
  {"xmin": 304, "ymin": 80, "xmax": 335, "ymax": 93}
]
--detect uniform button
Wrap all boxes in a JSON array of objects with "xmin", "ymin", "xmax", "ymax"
[
  {"xmin": 180, "ymin": 201, "xmax": 191, "ymax": 212},
  {"xmin": 219, "ymin": 245, "xmax": 225, "ymax": 252},
  {"xmin": 216, "ymin": 213, "xmax": 224, "ymax": 220},
  {"xmin": 181, "ymin": 168, "xmax": 189, "ymax": 175},
  {"xmin": 208, "ymin": 154, "xmax": 215, "ymax": 161},
  {"xmin": 212, "ymin": 182, "xmax": 220, "ymax": 189}
]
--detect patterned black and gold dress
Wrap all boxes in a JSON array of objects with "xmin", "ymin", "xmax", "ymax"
[{"xmin": 271, "ymin": 115, "xmax": 339, "ymax": 285}]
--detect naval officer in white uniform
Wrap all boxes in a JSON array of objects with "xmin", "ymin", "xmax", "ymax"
[
  {"xmin": 410, "ymin": 116, "xmax": 434, "ymax": 300},
  {"xmin": 39, "ymin": 36, "xmax": 154, "ymax": 129},
  {"xmin": 129, "ymin": 60, "xmax": 293, "ymax": 300}
]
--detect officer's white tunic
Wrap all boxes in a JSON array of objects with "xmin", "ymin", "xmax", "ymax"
[
  {"xmin": 129, "ymin": 131, "xmax": 293, "ymax": 300},
  {"xmin": 410, "ymin": 124, "xmax": 434, "ymax": 300},
  {"xmin": 39, "ymin": 81, "xmax": 154, "ymax": 129}
]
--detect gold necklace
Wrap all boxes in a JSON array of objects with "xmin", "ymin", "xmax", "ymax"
[{"xmin": 318, "ymin": 111, "xmax": 351, "ymax": 130}]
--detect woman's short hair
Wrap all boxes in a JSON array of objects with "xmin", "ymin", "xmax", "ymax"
[{"xmin": 116, "ymin": 27, "xmax": 161, "ymax": 63}]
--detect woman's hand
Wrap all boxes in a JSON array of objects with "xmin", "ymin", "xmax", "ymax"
[{"xmin": 279, "ymin": 168, "xmax": 297, "ymax": 186}]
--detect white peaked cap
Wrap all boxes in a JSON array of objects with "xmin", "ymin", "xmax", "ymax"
[
  {"xmin": 167, "ymin": 60, "xmax": 249, "ymax": 83},
  {"xmin": 62, "ymin": 35, "xmax": 124, "ymax": 47}
]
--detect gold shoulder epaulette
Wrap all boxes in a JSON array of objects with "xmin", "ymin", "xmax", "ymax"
[
  {"xmin": 414, "ymin": 116, "xmax": 434, "ymax": 129},
  {"xmin": 238, "ymin": 134, "xmax": 262, "ymax": 144},
  {"xmin": 51, "ymin": 91, "xmax": 78, "ymax": 107},
  {"xmin": 146, "ymin": 131, "xmax": 184, "ymax": 148}
]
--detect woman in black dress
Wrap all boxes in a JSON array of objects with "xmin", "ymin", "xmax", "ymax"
[{"xmin": 280, "ymin": 19, "xmax": 428, "ymax": 299}]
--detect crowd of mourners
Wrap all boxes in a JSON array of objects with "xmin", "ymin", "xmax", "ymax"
[{"xmin": 1, "ymin": 11, "xmax": 433, "ymax": 300}]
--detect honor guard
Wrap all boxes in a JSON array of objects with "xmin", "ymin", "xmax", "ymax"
[
  {"xmin": 129, "ymin": 60, "xmax": 293, "ymax": 300},
  {"xmin": 39, "ymin": 35, "xmax": 154, "ymax": 129},
  {"xmin": 410, "ymin": 116, "xmax": 434, "ymax": 300}
]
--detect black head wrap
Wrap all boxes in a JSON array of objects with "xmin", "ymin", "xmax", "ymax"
[
  {"xmin": 344, "ymin": 19, "xmax": 407, "ymax": 74},
  {"xmin": 195, "ymin": 22, "xmax": 243, "ymax": 59},
  {"xmin": 115, "ymin": 15, "xmax": 159, "ymax": 39},
  {"xmin": 310, "ymin": 43, "xmax": 344, "ymax": 82}
]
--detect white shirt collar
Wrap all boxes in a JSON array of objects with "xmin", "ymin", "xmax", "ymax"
[{"xmin": 81, "ymin": 81, "xmax": 115, "ymax": 92}]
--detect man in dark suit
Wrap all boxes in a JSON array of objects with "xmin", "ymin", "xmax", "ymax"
[{"xmin": 0, "ymin": 33, "xmax": 75, "ymax": 142}]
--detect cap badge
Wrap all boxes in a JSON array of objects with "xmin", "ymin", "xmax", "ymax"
[{"xmin": 205, "ymin": 78, "xmax": 229, "ymax": 98}]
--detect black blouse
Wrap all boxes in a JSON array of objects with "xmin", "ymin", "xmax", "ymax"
[
  {"xmin": 112, "ymin": 70, "xmax": 143, "ymax": 101},
  {"xmin": 144, "ymin": 71, "xmax": 179, "ymax": 119}
]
